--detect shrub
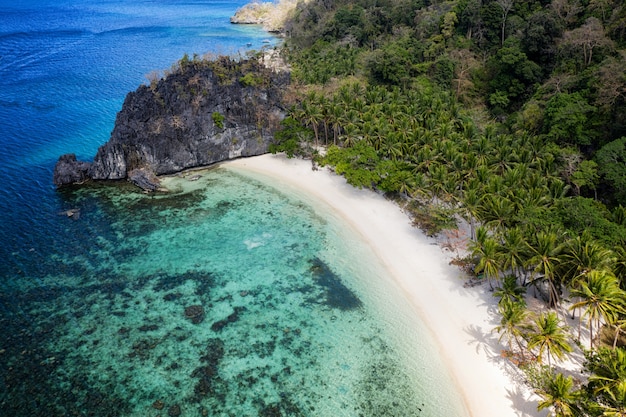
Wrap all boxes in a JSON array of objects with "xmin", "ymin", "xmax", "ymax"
[{"xmin": 212, "ymin": 112, "xmax": 225, "ymax": 129}]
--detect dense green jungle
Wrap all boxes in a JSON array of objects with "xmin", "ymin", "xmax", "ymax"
[{"xmin": 260, "ymin": 0, "xmax": 626, "ymax": 414}]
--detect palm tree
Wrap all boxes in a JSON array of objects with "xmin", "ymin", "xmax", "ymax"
[
  {"xmin": 480, "ymin": 193, "xmax": 515, "ymax": 232},
  {"xmin": 570, "ymin": 270, "xmax": 625, "ymax": 349},
  {"xmin": 559, "ymin": 236, "xmax": 615, "ymax": 290},
  {"xmin": 559, "ymin": 235, "xmax": 615, "ymax": 324},
  {"xmin": 462, "ymin": 187, "xmax": 481, "ymax": 241},
  {"xmin": 593, "ymin": 383, "xmax": 626, "ymax": 417},
  {"xmin": 493, "ymin": 299, "xmax": 532, "ymax": 361},
  {"xmin": 588, "ymin": 347, "xmax": 626, "ymax": 415},
  {"xmin": 500, "ymin": 226, "xmax": 530, "ymax": 283},
  {"xmin": 535, "ymin": 372, "xmax": 580, "ymax": 417},
  {"xmin": 494, "ymin": 274, "xmax": 527, "ymax": 307},
  {"xmin": 527, "ymin": 311, "xmax": 573, "ymax": 367},
  {"xmin": 613, "ymin": 246, "xmax": 626, "ymax": 291},
  {"xmin": 299, "ymin": 98, "xmax": 323, "ymax": 147},
  {"xmin": 470, "ymin": 231, "xmax": 502, "ymax": 290},
  {"xmin": 527, "ymin": 231, "xmax": 563, "ymax": 309}
]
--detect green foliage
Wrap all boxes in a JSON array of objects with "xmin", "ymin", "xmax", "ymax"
[
  {"xmin": 432, "ymin": 55, "xmax": 455, "ymax": 88},
  {"xmin": 571, "ymin": 159, "xmax": 599, "ymax": 197},
  {"xmin": 555, "ymin": 197, "xmax": 626, "ymax": 245},
  {"xmin": 212, "ymin": 111, "xmax": 225, "ymax": 129},
  {"xmin": 239, "ymin": 72, "xmax": 263, "ymax": 87},
  {"xmin": 288, "ymin": 40, "xmax": 360, "ymax": 84},
  {"xmin": 330, "ymin": 5, "xmax": 366, "ymax": 42},
  {"xmin": 365, "ymin": 38, "xmax": 420, "ymax": 85},
  {"xmin": 269, "ymin": 116, "xmax": 313, "ymax": 158},
  {"xmin": 543, "ymin": 92, "xmax": 597, "ymax": 146},
  {"xmin": 595, "ymin": 137, "xmax": 626, "ymax": 205},
  {"xmin": 585, "ymin": 347, "xmax": 626, "ymax": 414},
  {"xmin": 535, "ymin": 372, "xmax": 581, "ymax": 417},
  {"xmin": 487, "ymin": 40, "xmax": 543, "ymax": 112},
  {"xmin": 279, "ymin": 2, "xmax": 626, "ymax": 414},
  {"xmin": 406, "ymin": 201, "xmax": 458, "ymax": 236},
  {"xmin": 522, "ymin": 10, "xmax": 563, "ymax": 69},
  {"xmin": 321, "ymin": 142, "xmax": 381, "ymax": 189}
]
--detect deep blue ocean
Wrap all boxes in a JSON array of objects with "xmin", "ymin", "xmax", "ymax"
[{"xmin": 0, "ymin": 1, "xmax": 467, "ymax": 416}]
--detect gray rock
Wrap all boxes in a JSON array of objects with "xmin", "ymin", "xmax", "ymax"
[
  {"xmin": 53, "ymin": 154, "xmax": 91, "ymax": 186},
  {"xmin": 54, "ymin": 57, "xmax": 289, "ymax": 191},
  {"xmin": 127, "ymin": 168, "xmax": 161, "ymax": 192}
]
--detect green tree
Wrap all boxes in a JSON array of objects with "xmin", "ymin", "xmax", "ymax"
[
  {"xmin": 470, "ymin": 230, "xmax": 502, "ymax": 290},
  {"xmin": 587, "ymin": 347, "xmax": 626, "ymax": 415},
  {"xmin": 570, "ymin": 270, "xmax": 625, "ymax": 349},
  {"xmin": 543, "ymin": 92, "xmax": 597, "ymax": 146},
  {"xmin": 487, "ymin": 39, "xmax": 542, "ymax": 112},
  {"xmin": 299, "ymin": 95, "xmax": 324, "ymax": 147},
  {"xmin": 571, "ymin": 160, "xmax": 599, "ymax": 198},
  {"xmin": 494, "ymin": 274, "xmax": 527, "ymax": 307},
  {"xmin": 494, "ymin": 299, "xmax": 532, "ymax": 360},
  {"xmin": 535, "ymin": 372, "xmax": 580, "ymax": 417},
  {"xmin": 595, "ymin": 137, "xmax": 626, "ymax": 205},
  {"xmin": 527, "ymin": 231, "xmax": 563, "ymax": 308},
  {"xmin": 528, "ymin": 311, "xmax": 573, "ymax": 367},
  {"xmin": 500, "ymin": 227, "xmax": 530, "ymax": 284}
]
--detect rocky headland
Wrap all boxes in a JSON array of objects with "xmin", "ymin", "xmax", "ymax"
[
  {"xmin": 53, "ymin": 55, "xmax": 289, "ymax": 191},
  {"xmin": 230, "ymin": 0, "xmax": 298, "ymax": 33}
]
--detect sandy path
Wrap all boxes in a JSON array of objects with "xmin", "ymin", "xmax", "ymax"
[{"xmin": 225, "ymin": 153, "xmax": 545, "ymax": 417}]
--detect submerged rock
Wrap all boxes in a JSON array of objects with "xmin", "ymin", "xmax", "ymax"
[
  {"xmin": 211, "ymin": 306, "xmax": 245, "ymax": 331},
  {"xmin": 53, "ymin": 56, "xmax": 289, "ymax": 191},
  {"xmin": 167, "ymin": 404, "xmax": 181, "ymax": 417},
  {"xmin": 184, "ymin": 305, "xmax": 205, "ymax": 324}
]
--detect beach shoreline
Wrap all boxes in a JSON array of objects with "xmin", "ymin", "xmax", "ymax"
[{"xmin": 224, "ymin": 153, "xmax": 546, "ymax": 417}]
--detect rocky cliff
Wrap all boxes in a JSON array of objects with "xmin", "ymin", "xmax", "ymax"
[{"xmin": 54, "ymin": 55, "xmax": 289, "ymax": 190}]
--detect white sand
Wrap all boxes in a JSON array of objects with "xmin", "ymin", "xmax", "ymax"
[{"xmin": 225, "ymin": 153, "xmax": 547, "ymax": 417}]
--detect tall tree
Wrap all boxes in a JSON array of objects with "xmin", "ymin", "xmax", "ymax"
[
  {"xmin": 495, "ymin": 0, "xmax": 515, "ymax": 46},
  {"xmin": 528, "ymin": 311, "xmax": 573, "ymax": 367},
  {"xmin": 494, "ymin": 299, "xmax": 532, "ymax": 361},
  {"xmin": 527, "ymin": 231, "xmax": 563, "ymax": 309},
  {"xmin": 560, "ymin": 17, "xmax": 614, "ymax": 67},
  {"xmin": 471, "ymin": 231, "xmax": 503, "ymax": 290},
  {"xmin": 570, "ymin": 270, "xmax": 625, "ymax": 349},
  {"xmin": 500, "ymin": 226, "xmax": 530, "ymax": 283}
]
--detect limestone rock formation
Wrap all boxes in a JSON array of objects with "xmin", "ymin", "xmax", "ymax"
[{"xmin": 53, "ymin": 56, "xmax": 289, "ymax": 190}]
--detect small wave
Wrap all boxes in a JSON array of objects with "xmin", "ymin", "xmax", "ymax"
[
  {"xmin": 94, "ymin": 25, "xmax": 170, "ymax": 36},
  {"xmin": 0, "ymin": 28, "xmax": 89, "ymax": 41},
  {"xmin": 0, "ymin": 30, "xmax": 91, "ymax": 72}
]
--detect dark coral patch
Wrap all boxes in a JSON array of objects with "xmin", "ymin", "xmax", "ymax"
[{"xmin": 310, "ymin": 258, "xmax": 362, "ymax": 310}]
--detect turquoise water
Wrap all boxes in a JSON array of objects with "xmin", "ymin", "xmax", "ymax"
[
  {"xmin": 0, "ymin": 1, "xmax": 468, "ymax": 416},
  {"xmin": 9, "ymin": 167, "xmax": 467, "ymax": 416}
]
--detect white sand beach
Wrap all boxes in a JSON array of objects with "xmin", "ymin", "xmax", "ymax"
[{"xmin": 226, "ymin": 153, "xmax": 547, "ymax": 417}]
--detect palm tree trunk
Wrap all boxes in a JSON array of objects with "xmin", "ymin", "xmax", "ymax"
[{"xmin": 515, "ymin": 336, "xmax": 526, "ymax": 361}]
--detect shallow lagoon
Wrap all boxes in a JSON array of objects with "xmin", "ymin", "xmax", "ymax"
[{"xmin": 1, "ymin": 166, "xmax": 467, "ymax": 416}]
